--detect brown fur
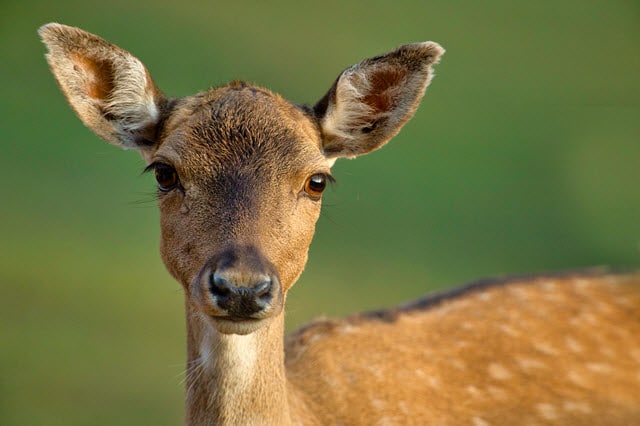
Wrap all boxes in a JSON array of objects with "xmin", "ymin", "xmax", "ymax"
[
  {"xmin": 70, "ymin": 53, "xmax": 114, "ymax": 99},
  {"xmin": 40, "ymin": 23, "xmax": 640, "ymax": 425},
  {"xmin": 286, "ymin": 272, "xmax": 640, "ymax": 425}
]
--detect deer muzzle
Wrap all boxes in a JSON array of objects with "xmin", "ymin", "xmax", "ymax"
[{"xmin": 191, "ymin": 245, "xmax": 284, "ymax": 335}]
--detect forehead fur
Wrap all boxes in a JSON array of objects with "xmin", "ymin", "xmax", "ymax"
[{"xmin": 157, "ymin": 82, "xmax": 323, "ymax": 179}]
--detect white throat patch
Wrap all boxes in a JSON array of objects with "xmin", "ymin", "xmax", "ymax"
[{"xmin": 200, "ymin": 321, "xmax": 258, "ymax": 380}]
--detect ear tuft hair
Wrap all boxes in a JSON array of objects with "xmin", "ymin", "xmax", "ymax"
[
  {"xmin": 315, "ymin": 42, "xmax": 444, "ymax": 158},
  {"xmin": 39, "ymin": 23, "xmax": 166, "ymax": 150}
]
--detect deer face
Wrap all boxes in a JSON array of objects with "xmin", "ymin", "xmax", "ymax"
[
  {"xmin": 40, "ymin": 23, "xmax": 443, "ymax": 335},
  {"xmin": 150, "ymin": 85, "xmax": 330, "ymax": 334}
]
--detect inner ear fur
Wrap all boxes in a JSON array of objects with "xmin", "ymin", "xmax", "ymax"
[
  {"xmin": 314, "ymin": 42, "xmax": 444, "ymax": 159},
  {"xmin": 39, "ymin": 23, "xmax": 167, "ymax": 150}
]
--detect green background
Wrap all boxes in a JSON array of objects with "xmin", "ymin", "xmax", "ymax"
[{"xmin": 1, "ymin": 0, "xmax": 639, "ymax": 424}]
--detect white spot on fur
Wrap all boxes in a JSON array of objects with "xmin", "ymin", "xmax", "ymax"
[
  {"xmin": 377, "ymin": 417, "xmax": 396, "ymax": 426},
  {"xmin": 471, "ymin": 417, "xmax": 491, "ymax": 426},
  {"xmin": 534, "ymin": 341, "xmax": 559, "ymax": 355},
  {"xmin": 615, "ymin": 296, "xmax": 633, "ymax": 308},
  {"xmin": 371, "ymin": 367, "xmax": 385, "ymax": 381},
  {"xmin": 426, "ymin": 375, "xmax": 440, "ymax": 389},
  {"xmin": 563, "ymin": 401, "xmax": 592, "ymax": 414},
  {"xmin": 477, "ymin": 292, "xmax": 492, "ymax": 301},
  {"xmin": 508, "ymin": 286, "xmax": 530, "ymax": 300},
  {"xmin": 370, "ymin": 398, "xmax": 386, "ymax": 411},
  {"xmin": 499, "ymin": 324, "xmax": 520, "ymax": 337},
  {"xmin": 434, "ymin": 304, "xmax": 454, "ymax": 317},
  {"xmin": 461, "ymin": 321, "xmax": 476, "ymax": 330},
  {"xmin": 565, "ymin": 337, "xmax": 583, "ymax": 353},
  {"xmin": 567, "ymin": 370, "xmax": 589, "ymax": 388},
  {"xmin": 573, "ymin": 278, "xmax": 591, "ymax": 290},
  {"xmin": 578, "ymin": 312, "xmax": 599, "ymax": 325},
  {"xmin": 586, "ymin": 362, "xmax": 612, "ymax": 374},
  {"xmin": 339, "ymin": 324, "xmax": 357, "ymax": 335},
  {"xmin": 516, "ymin": 357, "xmax": 546, "ymax": 370},
  {"xmin": 536, "ymin": 403, "xmax": 558, "ymax": 420},
  {"xmin": 307, "ymin": 334, "xmax": 323, "ymax": 346},
  {"xmin": 466, "ymin": 385, "xmax": 481, "ymax": 398},
  {"xmin": 569, "ymin": 317, "xmax": 582, "ymax": 327},
  {"xmin": 488, "ymin": 363, "xmax": 512, "ymax": 380}
]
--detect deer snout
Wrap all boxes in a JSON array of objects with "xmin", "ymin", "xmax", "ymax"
[
  {"xmin": 192, "ymin": 246, "xmax": 284, "ymax": 334},
  {"xmin": 209, "ymin": 270, "xmax": 275, "ymax": 317}
]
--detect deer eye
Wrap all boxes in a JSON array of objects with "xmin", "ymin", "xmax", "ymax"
[
  {"xmin": 153, "ymin": 164, "xmax": 179, "ymax": 192},
  {"xmin": 304, "ymin": 174, "xmax": 328, "ymax": 200}
]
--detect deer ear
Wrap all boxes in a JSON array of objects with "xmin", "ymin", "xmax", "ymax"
[
  {"xmin": 39, "ymin": 23, "xmax": 167, "ymax": 151},
  {"xmin": 314, "ymin": 42, "xmax": 444, "ymax": 158}
]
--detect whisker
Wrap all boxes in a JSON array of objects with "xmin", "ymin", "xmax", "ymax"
[
  {"xmin": 185, "ymin": 354, "xmax": 211, "ymax": 394},
  {"xmin": 128, "ymin": 191, "xmax": 159, "ymax": 207}
]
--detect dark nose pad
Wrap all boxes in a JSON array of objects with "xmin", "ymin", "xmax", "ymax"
[{"xmin": 208, "ymin": 270, "xmax": 275, "ymax": 317}]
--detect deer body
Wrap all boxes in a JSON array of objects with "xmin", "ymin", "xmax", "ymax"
[
  {"xmin": 286, "ymin": 273, "xmax": 640, "ymax": 425},
  {"xmin": 40, "ymin": 23, "xmax": 640, "ymax": 425}
]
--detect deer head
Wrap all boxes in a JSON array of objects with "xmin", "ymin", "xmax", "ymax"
[{"xmin": 39, "ymin": 23, "xmax": 443, "ymax": 336}]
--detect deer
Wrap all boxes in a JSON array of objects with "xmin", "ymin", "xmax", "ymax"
[{"xmin": 39, "ymin": 22, "xmax": 640, "ymax": 425}]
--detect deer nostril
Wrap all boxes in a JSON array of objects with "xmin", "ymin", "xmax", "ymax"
[
  {"xmin": 253, "ymin": 280, "xmax": 272, "ymax": 297},
  {"xmin": 210, "ymin": 273, "xmax": 233, "ymax": 298},
  {"xmin": 253, "ymin": 279, "xmax": 273, "ymax": 309}
]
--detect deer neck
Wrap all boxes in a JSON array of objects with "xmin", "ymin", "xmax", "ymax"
[{"xmin": 184, "ymin": 302, "xmax": 291, "ymax": 426}]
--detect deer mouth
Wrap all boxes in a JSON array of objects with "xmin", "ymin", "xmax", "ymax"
[{"xmin": 208, "ymin": 315, "xmax": 272, "ymax": 335}]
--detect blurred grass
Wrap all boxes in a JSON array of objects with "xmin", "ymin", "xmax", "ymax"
[{"xmin": 1, "ymin": 0, "xmax": 639, "ymax": 424}]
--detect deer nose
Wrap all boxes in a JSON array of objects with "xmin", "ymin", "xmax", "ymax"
[
  {"xmin": 209, "ymin": 271, "xmax": 274, "ymax": 316},
  {"xmin": 194, "ymin": 245, "xmax": 284, "ymax": 322},
  {"xmin": 209, "ymin": 271, "xmax": 273, "ymax": 316}
]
